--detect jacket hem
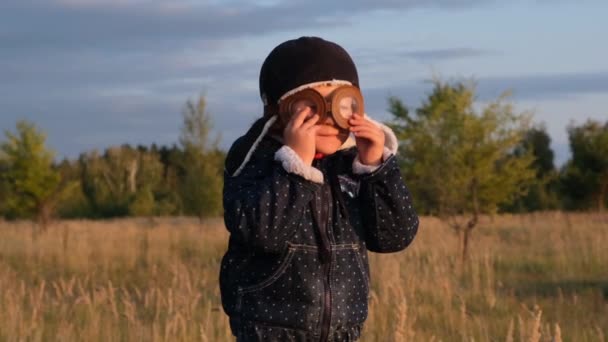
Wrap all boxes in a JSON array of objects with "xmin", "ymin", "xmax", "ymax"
[{"xmin": 231, "ymin": 317, "xmax": 362, "ymax": 342}]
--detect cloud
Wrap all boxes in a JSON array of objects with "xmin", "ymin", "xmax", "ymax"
[
  {"xmin": 2, "ymin": 92, "xmax": 183, "ymax": 159},
  {"xmin": 1, "ymin": 0, "xmax": 495, "ymax": 54},
  {"xmin": 0, "ymin": 2, "xmax": 324, "ymax": 53},
  {"xmin": 0, "ymin": 0, "xmax": 499, "ymax": 111},
  {"xmin": 476, "ymin": 71, "xmax": 608, "ymax": 101},
  {"xmin": 365, "ymin": 70, "xmax": 608, "ymax": 113},
  {"xmin": 2, "ymin": 0, "xmax": 604, "ymax": 162},
  {"xmin": 352, "ymin": 47, "xmax": 495, "ymax": 69},
  {"xmin": 403, "ymin": 48, "xmax": 495, "ymax": 61}
]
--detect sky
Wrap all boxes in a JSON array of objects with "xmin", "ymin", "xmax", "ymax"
[{"xmin": 1, "ymin": 0, "xmax": 607, "ymax": 166}]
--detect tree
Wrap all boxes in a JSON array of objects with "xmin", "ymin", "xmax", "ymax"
[
  {"xmin": 79, "ymin": 147, "xmax": 136, "ymax": 217},
  {"xmin": 79, "ymin": 145, "xmax": 168, "ymax": 218},
  {"xmin": 155, "ymin": 143, "xmax": 185, "ymax": 215},
  {"xmin": 0, "ymin": 155, "xmax": 9, "ymax": 217},
  {"xmin": 178, "ymin": 95, "xmax": 223, "ymax": 220},
  {"xmin": 54, "ymin": 158, "xmax": 92, "ymax": 218},
  {"xmin": 505, "ymin": 125, "xmax": 560, "ymax": 212},
  {"xmin": 388, "ymin": 80, "xmax": 536, "ymax": 263},
  {"xmin": 560, "ymin": 120, "xmax": 608, "ymax": 211},
  {"xmin": 0, "ymin": 120, "xmax": 62, "ymax": 227},
  {"xmin": 128, "ymin": 149, "xmax": 167, "ymax": 216}
]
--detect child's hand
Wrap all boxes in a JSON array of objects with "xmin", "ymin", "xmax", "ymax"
[
  {"xmin": 349, "ymin": 113, "xmax": 385, "ymax": 166},
  {"xmin": 283, "ymin": 106, "xmax": 319, "ymax": 166}
]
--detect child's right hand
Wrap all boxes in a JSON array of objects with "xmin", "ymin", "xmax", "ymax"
[{"xmin": 283, "ymin": 106, "xmax": 319, "ymax": 166}]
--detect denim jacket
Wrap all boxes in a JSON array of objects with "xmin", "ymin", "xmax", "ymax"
[{"xmin": 220, "ymin": 115, "xmax": 419, "ymax": 341}]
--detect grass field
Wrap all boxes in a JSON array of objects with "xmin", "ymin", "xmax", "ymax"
[{"xmin": 0, "ymin": 212, "xmax": 606, "ymax": 341}]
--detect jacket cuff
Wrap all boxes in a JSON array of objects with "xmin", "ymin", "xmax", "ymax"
[
  {"xmin": 274, "ymin": 146, "xmax": 324, "ymax": 184},
  {"xmin": 352, "ymin": 116, "xmax": 399, "ymax": 175},
  {"xmin": 352, "ymin": 146, "xmax": 393, "ymax": 174}
]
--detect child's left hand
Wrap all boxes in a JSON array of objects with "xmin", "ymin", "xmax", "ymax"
[{"xmin": 348, "ymin": 113, "xmax": 385, "ymax": 166}]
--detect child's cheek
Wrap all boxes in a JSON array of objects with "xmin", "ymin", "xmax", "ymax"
[{"xmin": 315, "ymin": 134, "xmax": 348, "ymax": 155}]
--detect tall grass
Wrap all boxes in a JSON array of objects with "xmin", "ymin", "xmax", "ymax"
[{"xmin": 0, "ymin": 212, "xmax": 606, "ymax": 341}]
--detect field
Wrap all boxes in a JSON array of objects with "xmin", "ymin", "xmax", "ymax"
[{"xmin": 0, "ymin": 212, "xmax": 606, "ymax": 341}]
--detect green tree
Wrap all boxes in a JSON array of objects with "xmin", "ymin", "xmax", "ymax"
[
  {"xmin": 79, "ymin": 147, "xmax": 136, "ymax": 217},
  {"xmin": 560, "ymin": 120, "xmax": 608, "ymax": 211},
  {"xmin": 79, "ymin": 145, "xmax": 168, "ymax": 218},
  {"xmin": 0, "ymin": 120, "xmax": 61, "ymax": 227},
  {"xmin": 54, "ymin": 158, "xmax": 92, "ymax": 218},
  {"xmin": 178, "ymin": 95, "xmax": 223, "ymax": 221},
  {"xmin": 506, "ymin": 125, "xmax": 560, "ymax": 212},
  {"xmin": 128, "ymin": 149, "xmax": 167, "ymax": 216},
  {"xmin": 0, "ymin": 155, "xmax": 9, "ymax": 216},
  {"xmin": 155, "ymin": 144, "xmax": 184, "ymax": 215},
  {"xmin": 388, "ymin": 80, "xmax": 536, "ymax": 263}
]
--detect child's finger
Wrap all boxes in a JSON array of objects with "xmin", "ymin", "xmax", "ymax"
[
  {"xmin": 356, "ymin": 122, "xmax": 383, "ymax": 136},
  {"xmin": 353, "ymin": 131, "xmax": 380, "ymax": 143},
  {"xmin": 289, "ymin": 106, "xmax": 312, "ymax": 129},
  {"xmin": 351, "ymin": 126, "xmax": 382, "ymax": 135},
  {"xmin": 352, "ymin": 127, "xmax": 383, "ymax": 142},
  {"xmin": 300, "ymin": 114, "xmax": 319, "ymax": 130},
  {"xmin": 351, "ymin": 113, "xmax": 369, "ymax": 122},
  {"xmin": 350, "ymin": 123, "xmax": 382, "ymax": 135},
  {"xmin": 349, "ymin": 115, "xmax": 373, "ymax": 127}
]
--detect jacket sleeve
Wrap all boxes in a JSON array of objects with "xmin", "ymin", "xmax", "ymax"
[
  {"xmin": 354, "ymin": 154, "xmax": 419, "ymax": 253},
  {"xmin": 223, "ymin": 143, "xmax": 322, "ymax": 254}
]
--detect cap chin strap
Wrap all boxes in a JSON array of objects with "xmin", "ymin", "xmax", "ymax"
[{"xmin": 232, "ymin": 115, "xmax": 278, "ymax": 177}]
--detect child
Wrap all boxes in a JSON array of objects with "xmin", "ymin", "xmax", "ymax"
[{"xmin": 220, "ymin": 36, "xmax": 419, "ymax": 341}]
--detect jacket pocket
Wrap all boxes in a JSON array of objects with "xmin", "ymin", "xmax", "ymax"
[
  {"xmin": 330, "ymin": 244, "xmax": 370, "ymax": 328},
  {"xmin": 238, "ymin": 247, "xmax": 296, "ymax": 296},
  {"xmin": 236, "ymin": 243, "xmax": 324, "ymax": 331}
]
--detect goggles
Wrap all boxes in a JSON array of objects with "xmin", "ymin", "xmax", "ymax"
[{"xmin": 273, "ymin": 84, "xmax": 365, "ymax": 129}]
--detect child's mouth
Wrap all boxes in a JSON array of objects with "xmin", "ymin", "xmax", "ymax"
[{"xmin": 315, "ymin": 125, "xmax": 344, "ymax": 136}]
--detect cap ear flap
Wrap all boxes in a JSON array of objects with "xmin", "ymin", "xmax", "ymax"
[
  {"xmin": 263, "ymin": 104, "xmax": 278, "ymax": 117},
  {"xmin": 262, "ymin": 105, "xmax": 284, "ymax": 136}
]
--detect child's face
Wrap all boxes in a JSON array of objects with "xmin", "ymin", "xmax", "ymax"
[{"xmin": 290, "ymin": 84, "xmax": 351, "ymax": 155}]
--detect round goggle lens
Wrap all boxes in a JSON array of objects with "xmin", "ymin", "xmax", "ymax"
[
  {"xmin": 291, "ymin": 99, "xmax": 317, "ymax": 116},
  {"xmin": 337, "ymin": 96, "xmax": 359, "ymax": 119}
]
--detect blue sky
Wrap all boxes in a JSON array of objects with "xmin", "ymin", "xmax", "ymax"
[{"xmin": 1, "ymin": 0, "xmax": 607, "ymax": 166}]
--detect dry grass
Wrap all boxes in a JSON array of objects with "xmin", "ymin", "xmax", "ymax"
[{"xmin": 0, "ymin": 212, "xmax": 606, "ymax": 341}]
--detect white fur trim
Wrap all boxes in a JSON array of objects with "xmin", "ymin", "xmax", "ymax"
[
  {"xmin": 232, "ymin": 115, "xmax": 278, "ymax": 177},
  {"xmin": 278, "ymin": 80, "xmax": 353, "ymax": 103},
  {"xmin": 339, "ymin": 136, "xmax": 356, "ymax": 150},
  {"xmin": 274, "ymin": 146, "xmax": 324, "ymax": 184},
  {"xmin": 353, "ymin": 147, "xmax": 393, "ymax": 174},
  {"xmin": 352, "ymin": 114, "xmax": 399, "ymax": 174}
]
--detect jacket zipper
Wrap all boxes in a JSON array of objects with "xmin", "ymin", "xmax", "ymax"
[{"xmin": 314, "ymin": 158, "xmax": 332, "ymax": 342}]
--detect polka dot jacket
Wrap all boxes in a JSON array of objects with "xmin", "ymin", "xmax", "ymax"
[{"xmin": 220, "ymin": 116, "xmax": 419, "ymax": 342}]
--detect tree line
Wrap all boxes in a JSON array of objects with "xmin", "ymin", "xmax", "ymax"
[
  {"xmin": 0, "ymin": 96, "xmax": 224, "ymax": 226},
  {"xmin": 1, "ymin": 81, "xmax": 607, "ymax": 231}
]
